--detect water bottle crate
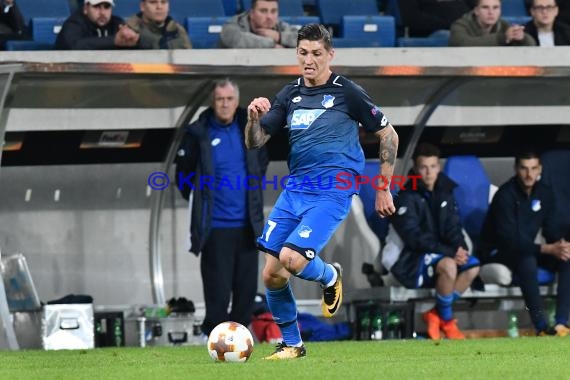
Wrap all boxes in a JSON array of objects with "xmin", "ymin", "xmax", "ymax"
[
  {"xmin": 353, "ymin": 301, "xmax": 414, "ymax": 340},
  {"xmin": 94, "ymin": 311, "xmax": 125, "ymax": 347}
]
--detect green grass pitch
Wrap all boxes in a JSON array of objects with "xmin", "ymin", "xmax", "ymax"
[{"xmin": 1, "ymin": 337, "xmax": 569, "ymax": 380}]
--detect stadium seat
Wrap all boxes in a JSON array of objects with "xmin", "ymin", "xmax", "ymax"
[
  {"xmin": 397, "ymin": 29, "xmax": 450, "ymax": 47},
  {"xmin": 241, "ymin": 0, "xmax": 304, "ymax": 15},
  {"xmin": 185, "ymin": 17, "xmax": 229, "ymax": 48},
  {"xmin": 341, "ymin": 15, "xmax": 396, "ymax": 47},
  {"xmin": 31, "ymin": 18, "xmax": 65, "ymax": 44},
  {"xmin": 279, "ymin": 0, "xmax": 305, "ymax": 17},
  {"xmin": 221, "ymin": 0, "xmax": 239, "ymax": 16},
  {"xmin": 241, "ymin": 0, "xmax": 250, "ymax": 11},
  {"xmin": 16, "ymin": 0, "xmax": 70, "ymax": 25},
  {"xmin": 112, "ymin": 0, "xmax": 139, "ymax": 20},
  {"xmin": 280, "ymin": 16, "xmax": 320, "ymax": 29},
  {"xmin": 317, "ymin": 0, "xmax": 378, "ymax": 30},
  {"xmin": 443, "ymin": 155, "xmax": 492, "ymax": 246},
  {"xmin": 501, "ymin": 0, "xmax": 528, "ymax": 17},
  {"xmin": 4, "ymin": 41, "xmax": 55, "ymax": 51},
  {"xmin": 540, "ymin": 149, "xmax": 570, "ymax": 239},
  {"xmin": 171, "ymin": 0, "xmax": 226, "ymax": 22}
]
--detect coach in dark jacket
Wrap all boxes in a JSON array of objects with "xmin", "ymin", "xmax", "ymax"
[
  {"xmin": 56, "ymin": 0, "xmax": 138, "ymax": 50},
  {"xmin": 175, "ymin": 79, "xmax": 268, "ymax": 335},
  {"xmin": 479, "ymin": 152, "xmax": 570, "ymax": 336},
  {"xmin": 387, "ymin": 143, "xmax": 479, "ymax": 340}
]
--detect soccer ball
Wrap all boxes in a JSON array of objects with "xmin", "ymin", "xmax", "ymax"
[{"xmin": 207, "ymin": 321, "xmax": 254, "ymax": 363}]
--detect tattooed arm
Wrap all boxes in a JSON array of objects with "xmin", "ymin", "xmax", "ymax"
[
  {"xmin": 245, "ymin": 97, "xmax": 272, "ymax": 149},
  {"xmin": 374, "ymin": 123, "xmax": 399, "ymax": 217}
]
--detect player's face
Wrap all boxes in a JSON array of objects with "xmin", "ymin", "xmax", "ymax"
[
  {"xmin": 84, "ymin": 2, "xmax": 112, "ymax": 27},
  {"xmin": 212, "ymin": 84, "xmax": 239, "ymax": 125},
  {"xmin": 516, "ymin": 158, "xmax": 542, "ymax": 192},
  {"xmin": 296, "ymin": 39, "xmax": 334, "ymax": 87},
  {"xmin": 414, "ymin": 156, "xmax": 440, "ymax": 191},
  {"xmin": 250, "ymin": 0, "xmax": 279, "ymax": 29},
  {"xmin": 474, "ymin": 0, "xmax": 501, "ymax": 29},
  {"xmin": 141, "ymin": 0, "xmax": 169, "ymax": 25},
  {"xmin": 530, "ymin": 0, "xmax": 558, "ymax": 28}
]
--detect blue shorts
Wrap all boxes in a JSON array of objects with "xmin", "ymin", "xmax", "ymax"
[
  {"xmin": 257, "ymin": 190, "xmax": 353, "ymax": 260},
  {"xmin": 416, "ymin": 253, "xmax": 480, "ymax": 288}
]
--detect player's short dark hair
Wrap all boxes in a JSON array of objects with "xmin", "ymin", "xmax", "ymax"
[
  {"xmin": 413, "ymin": 142, "xmax": 441, "ymax": 161},
  {"xmin": 297, "ymin": 24, "xmax": 332, "ymax": 50},
  {"xmin": 515, "ymin": 151, "xmax": 541, "ymax": 166}
]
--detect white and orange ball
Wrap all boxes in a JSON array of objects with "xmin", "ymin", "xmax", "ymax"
[{"xmin": 207, "ymin": 321, "xmax": 254, "ymax": 363}]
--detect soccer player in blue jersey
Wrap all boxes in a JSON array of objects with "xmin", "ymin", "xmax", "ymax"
[{"xmin": 245, "ymin": 24, "xmax": 399, "ymax": 360}]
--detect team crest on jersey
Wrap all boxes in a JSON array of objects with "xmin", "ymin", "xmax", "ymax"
[
  {"xmin": 321, "ymin": 95, "xmax": 335, "ymax": 108},
  {"xmin": 290, "ymin": 109, "xmax": 325, "ymax": 130},
  {"xmin": 298, "ymin": 225, "xmax": 312, "ymax": 238}
]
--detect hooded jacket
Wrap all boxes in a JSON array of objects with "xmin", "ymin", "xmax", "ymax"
[
  {"xmin": 449, "ymin": 10, "xmax": 536, "ymax": 46},
  {"xmin": 219, "ymin": 11, "xmax": 298, "ymax": 48},
  {"xmin": 126, "ymin": 13, "xmax": 191, "ymax": 49},
  {"xmin": 55, "ymin": 9, "xmax": 125, "ymax": 49},
  {"xmin": 174, "ymin": 107, "xmax": 268, "ymax": 255},
  {"xmin": 389, "ymin": 172, "xmax": 467, "ymax": 288}
]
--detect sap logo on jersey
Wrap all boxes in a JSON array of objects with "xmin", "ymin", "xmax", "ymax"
[{"xmin": 290, "ymin": 109, "xmax": 325, "ymax": 130}]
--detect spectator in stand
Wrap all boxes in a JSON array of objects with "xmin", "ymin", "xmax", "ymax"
[
  {"xmin": 449, "ymin": 0, "xmax": 536, "ymax": 45},
  {"xmin": 126, "ymin": 0, "xmax": 191, "ymax": 49},
  {"xmin": 479, "ymin": 151, "xmax": 570, "ymax": 336},
  {"xmin": 56, "ymin": 0, "xmax": 139, "ymax": 50},
  {"xmin": 387, "ymin": 143, "xmax": 480, "ymax": 340},
  {"xmin": 0, "ymin": 0, "xmax": 26, "ymax": 49},
  {"xmin": 525, "ymin": 0, "xmax": 570, "ymax": 46},
  {"xmin": 398, "ymin": 0, "xmax": 472, "ymax": 37},
  {"xmin": 220, "ymin": 0, "xmax": 298, "ymax": 48}
]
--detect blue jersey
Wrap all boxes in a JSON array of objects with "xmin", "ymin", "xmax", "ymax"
[{"xmin": 260, "ymin": 73, "xmax": 389, "ymax": 194}]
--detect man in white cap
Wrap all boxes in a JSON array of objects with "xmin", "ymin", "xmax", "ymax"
[{"xmin": 56, "ymin": 0, "xmax": 139, "ymax": 49}]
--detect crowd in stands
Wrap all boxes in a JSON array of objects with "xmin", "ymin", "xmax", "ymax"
[{"xmin": 2, "ymin": 0, "xmax": 570, "ymax": 50}]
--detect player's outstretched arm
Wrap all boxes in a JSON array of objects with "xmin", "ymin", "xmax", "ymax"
[
  {"xmin": 245, "ymin": 97, "xmax": 272, "ymax": 149},
  {"xmin": 375, "ymin": 123, "xmax": 399, "ymax": 217}
]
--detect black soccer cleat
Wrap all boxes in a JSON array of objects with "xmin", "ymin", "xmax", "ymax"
[{"xmin": 322, "ymin": 262, "xmax": 343, "ymax": 318}]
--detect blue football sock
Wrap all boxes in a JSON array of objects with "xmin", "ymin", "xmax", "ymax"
[
  {"xmin": 452, "ymin": 290, "xmax": 462, "ymax": 303},
  {"xmin": 265, "ymin": 283, "xmax": 302, "ymax": 346},
  {"xmin": 295, "ymin": 257, "xmax": 335, "ymax": 287},
  {"xmin": 436, "ymin": 292, "xmax": 454, "ymax": 321}
]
